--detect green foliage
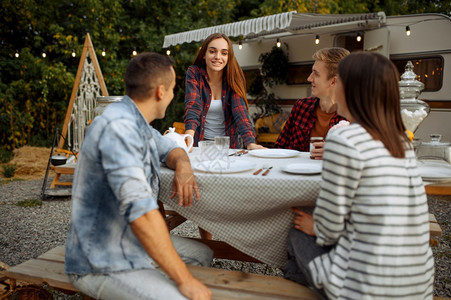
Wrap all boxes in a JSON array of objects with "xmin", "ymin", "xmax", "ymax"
[
  {"xmin": 2, "ymin": 163, "xmax": 17, "ymax": 178},
  {"xmin": 1, "ymin": 0, "xmax": 449, "ymax": 150},
  {"xmin": 16, "ymin": 199, "xmax": 42, "ymax": 207},
  {"xmin": 0, "ymin": 146, "xmax": 13, "ymax": 163}
]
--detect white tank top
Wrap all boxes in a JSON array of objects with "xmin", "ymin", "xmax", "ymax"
[{"xmin": 204, "ymin": 99, "xmax": 225, "ymax": 139}]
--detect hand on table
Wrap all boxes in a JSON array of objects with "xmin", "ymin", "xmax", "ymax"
[
  {"xmin": 168, "ymin": 150, "xmax": 200, "ymax": 207},
  {"xmin": 247, "ymin": 143, "xmax": 266, "ymax": 150},
  {"xmin": 310, "ymin": 141, "xmax": 325, "ymax": 160},
  {"xmin": 292, "ymin": 208, "xmax": 316, "ymax": 236}
]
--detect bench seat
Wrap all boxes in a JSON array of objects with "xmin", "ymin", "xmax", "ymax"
[{"xmin": 0, "ymin": 246, "xmax": 319, "ymax": 299}]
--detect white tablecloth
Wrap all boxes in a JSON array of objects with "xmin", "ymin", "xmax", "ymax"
[{"xmin": 159, "ymin": 148, "xmax": 322, "ymax": 268}]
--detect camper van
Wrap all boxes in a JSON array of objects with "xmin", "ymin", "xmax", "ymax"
[{"xmin": 163, "ymin": 12, "xmax": 451, "ymax": 143}]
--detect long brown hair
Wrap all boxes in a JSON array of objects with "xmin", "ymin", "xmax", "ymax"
[
  {"xmin": 338, "ymin": 52, "xmax": 409, "ymax": 158},
  {"xmin": 193, "ymin": 33, "xmax": 248, "ymax": 109}
]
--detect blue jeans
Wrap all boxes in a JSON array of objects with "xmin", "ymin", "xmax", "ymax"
[
  {"xmin": 69, "ymin": 235, "xmax": 213, "ymax": 299},
  {"xmin": 284, "ymin": 227, "xmax": 331, "ymax": 300}
]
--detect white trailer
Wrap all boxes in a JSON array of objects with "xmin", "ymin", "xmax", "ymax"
[{"xmin": 163, "ymin": 12, "xmax": 451, "ymax": 142}]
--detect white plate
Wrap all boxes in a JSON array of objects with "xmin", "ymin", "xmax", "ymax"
[
  {"xmin": 193, "ymin": 160, "xmax": 256, "ymax": 174},
  {"xmin": 281, "ymin": 163, "xmax": 322, "ymax": 175},
  {"xmin": 248, "ymin": 149, "xmax": 301, "ymax": 158},
  {"xmin": 417, "ymin": 164, "xmax": 451, "ymax": 181}
]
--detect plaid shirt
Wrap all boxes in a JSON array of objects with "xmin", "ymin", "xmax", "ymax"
[
  {"xmin": 184, "ymin": 65, "xmax": 255, "ymax": 149},
  {"xmin": 274, "ymin": 97, "xmax": 346, "ymax": 151}
]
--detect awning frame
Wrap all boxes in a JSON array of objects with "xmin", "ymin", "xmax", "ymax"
[{"xmin": 163, "ymin": 11, "xmax": 386, "ymax": 48}]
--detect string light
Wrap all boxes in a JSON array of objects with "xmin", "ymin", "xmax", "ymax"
[
  {"xmin": 14, "ymin": 50, "xmax": 19, "ymax": 58},
  {"xmin": 238, "ymin": 40, "xmax": 242, "ymax": 50},
  {"xmin": 42, "ymin": 51, "xmax": 46, "ymax": 58},
  {"xmin": 406, "ymin": 26, "xmax": 411, "ymax": 36},
  {"xmin": 166, "ymin": 49, "xmax": 171, "ymax": 56},
  {"xmin": 315, "ymin": 35, "xmax": 320, "ymax": 45},
  {"xmin": 132, "ymin": 47, "xmax": 137, "ymax": 56},
  {"xmin": 356, "ymin": 33, "xmax": 362, "ymax": 42},
  {"xmin": 101, "ymin": 48, "xmax": 106, "ymax": 56},
  {"xmin": 276, "ymin": 38, "xmax": 281, "ymax": 48},
  {"xmin": 71, "ymin": 49, "xmax": 76, "ymax": 57}
]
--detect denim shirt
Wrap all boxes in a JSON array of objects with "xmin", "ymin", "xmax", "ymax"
[{"xmin": 65, "ymin": 96, "xmax": 180, "ymax": 275}]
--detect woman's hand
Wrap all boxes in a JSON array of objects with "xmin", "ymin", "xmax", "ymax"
[
  {"xmin": 246, "ymin": 143, "xmax": 265, "ymax": 150},
  {"xmin": 292, "ymin": 208, "xmax": 316, "ymax": 236}
]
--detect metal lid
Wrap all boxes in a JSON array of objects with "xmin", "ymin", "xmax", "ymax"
[
  {"xmin": 422, "ymin": 134, "xmax": 450, "ymax": 147},
  {"xmin": 97, "ymin": 96, "xmax": 123, "ymax": 103}
]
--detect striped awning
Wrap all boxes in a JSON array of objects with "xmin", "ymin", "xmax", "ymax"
[{"xmin": 163, "ymin": 11, "xmax": 386, "ymax": 48}]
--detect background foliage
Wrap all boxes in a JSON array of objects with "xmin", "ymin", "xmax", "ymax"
[{"xmin": 1, "ymin": 0, "xmax": 449, "ymax": 150}]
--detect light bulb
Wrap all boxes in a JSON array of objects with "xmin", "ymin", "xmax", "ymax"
[
  {"xmin": 238, "ymin": 41, "xmax": 242, "ymax": 50},
  {"xmin": 132, "ymin": 49, "xmax": 137, "ymax": 56},
  {"xmin": 166, "ymin": 49, "xmax": 171, "ymax": 56},
  {"xmin": 102, "ymin": 49, "xmax": 106, "ymax": 57},
  {"xmin": 276, "ymin": 39, "xmax": 281, "ymax": 48},
  {"xmin": 14, "ymin": 50, "xmax": 19, "ymax": 58},
  {"xmin": 406, "ymin": 26, "xmax": 411, "ymax": 36},
  {"xmin": 356, "ymin": 33, "xmax": 362, "ymax": 42},
  {"xmin": 42, "ymin": 52, "xmax": 46, "ymax": 58},
  {"xmin": 315, "ymin": 35, "xmax": 320, "ymax": 45},
  {"xmin": 72, "ymin": 49, "xmax": 76, "ymax": 57}
]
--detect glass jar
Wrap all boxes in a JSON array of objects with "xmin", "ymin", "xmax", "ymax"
[
  {"xmin": 95, "ymin": 96, "xmax": 123, "ymax": 117},
  {"xmin": 399, "ymin": 61, "xmax": 430, "ymax": 133},
  {"xmin": 417, "ymin": 134, "xmax": 451, "ymax": 162}
]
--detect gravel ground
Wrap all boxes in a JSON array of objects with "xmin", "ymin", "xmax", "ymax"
[{"xmin": 0, "ymin": 178, "xmax": 449, "ymax": 297}]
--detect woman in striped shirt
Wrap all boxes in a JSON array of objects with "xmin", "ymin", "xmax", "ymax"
[{"xmin": 284, "ymin": 52, "xmax": 434, "ymax": 299}]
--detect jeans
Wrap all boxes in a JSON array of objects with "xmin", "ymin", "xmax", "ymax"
[
  {"xmin": 69, "ymin": 235, "xmax": 213, "ymax": 300},
  {"xmin": 284, "ymin": 227, "xmax": 331, "ymax": 300}
]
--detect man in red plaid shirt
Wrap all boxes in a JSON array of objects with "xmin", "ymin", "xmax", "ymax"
[{"xmin": 274, "ymin": 48, "xmax": 349, "ymax": 159}]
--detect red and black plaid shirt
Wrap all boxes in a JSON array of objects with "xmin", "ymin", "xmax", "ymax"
[
  {"xmin": 274, "ymin": 97, "xmax": 346, "ymax": 151},
  {"xmin": 184, "ymin": 65, "xmax": 255, "ymax": 149}
]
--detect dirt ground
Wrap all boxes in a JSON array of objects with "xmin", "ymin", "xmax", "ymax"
[{"xmin": 1, "ymin": 146, "xmax": 53, "ymax": 181}]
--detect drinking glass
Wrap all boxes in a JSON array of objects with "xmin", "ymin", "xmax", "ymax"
[
  {"xmin": 214, "ymin": 136, "xmax": 230, "ymax": 160},
  {"xmin": 198, "ymin": 140, "xmax": 216, "ymax": 161}
]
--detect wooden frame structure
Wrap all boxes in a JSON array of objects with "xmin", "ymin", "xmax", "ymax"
[{"xmin": 58, "ymin": 32, "xmax": 108, "ymax": 151}]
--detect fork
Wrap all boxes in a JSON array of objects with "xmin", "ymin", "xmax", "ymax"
[{"xmin": 253, "ymin": 164, "xmax": 269, "ymax": 175}]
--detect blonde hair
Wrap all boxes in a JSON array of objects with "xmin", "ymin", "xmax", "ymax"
[{"xmin": 312, "ymin": 47, "xmax": 350, "ymax": 79}]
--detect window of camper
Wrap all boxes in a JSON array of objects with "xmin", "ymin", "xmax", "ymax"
[
  {"xmin": 287, "ymin": 64, "xmax": 313, "ymax": 85},
  {"xmin": 243, "ymin": 68, "xmax": 261, "ymax": 93},
  {"xmin": 391, "ymin": 57, "xmax": 443, "ymax": 92},
  {"xmin": 335, "ymin": 35, "xmax": 364, "ymax": 52}
]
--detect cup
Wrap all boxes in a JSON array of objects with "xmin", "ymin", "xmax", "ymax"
[
  {"xmin": 198, "ymin": 140, "xmax": 217, "ymax": 161},
  {"xmin": 214, "ymin": 136, "xmax": 230, "ymax": 160},
  {"xmin": 309, "ymin": 136, "xmax": 324, "ymax": 159}
]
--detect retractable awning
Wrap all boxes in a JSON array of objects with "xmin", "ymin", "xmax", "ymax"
[{"xmin": 163, "ymin": 11, "xmax": 386, "ymax": 48}]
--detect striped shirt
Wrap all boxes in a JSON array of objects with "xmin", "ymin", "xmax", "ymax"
[{"xmin": 311, "ymin": 123, "xmax": 434, "ymax": 299}]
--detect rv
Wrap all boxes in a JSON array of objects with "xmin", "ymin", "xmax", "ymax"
[{"xmin": 163, "ymin": 12, "xmax": 451, "ymax": 143}]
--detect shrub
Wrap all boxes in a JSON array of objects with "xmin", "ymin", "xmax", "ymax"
[
  {"xmin": 2, "ymin": 163, "xmax": 17, "ymax": 178},
  {"xmin": 0, "ymin": 146, "xmax": 12, "ymax": 163}
]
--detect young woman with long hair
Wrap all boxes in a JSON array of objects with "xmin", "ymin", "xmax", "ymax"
[
  {"xmin": 184, "ymin": 33, "xmax": 263, "ymax": 150},
  {"xmin": 285, "ymin": 52, "xmax": 434, "ymax": 299}
]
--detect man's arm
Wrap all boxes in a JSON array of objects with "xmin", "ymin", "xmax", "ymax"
[
  {"xmin": 166, "ymin": 148, "xmax": 200, "ymax": 207},
  {"xmin": 131, "ymin": 210, "xmax": 211, "ymax": 300}
]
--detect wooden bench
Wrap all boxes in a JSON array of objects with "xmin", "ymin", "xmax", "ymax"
[
  {"xmin": 0, "ymin": 246, "xmax": 319, "ymax": 299},
  {"xmin": 50, "ymin": 163, "xmax": 76, "ymax": 188}
]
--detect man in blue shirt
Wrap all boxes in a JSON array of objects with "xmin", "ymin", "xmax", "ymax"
[{"xmin": 65, "ymin": 52, "xmax": 213, "ymax": 299}]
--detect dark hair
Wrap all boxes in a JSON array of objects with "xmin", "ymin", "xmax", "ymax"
[
  {"xmin": 125, "ymin": 52, "xmax": 174, "ymax": 100},
  {"xmin": 312, "ymin": 47, "xmax": 350, "ymax": 79},
  {"xmin": 193, "ymin": 33, "xmax": 248, "ymax": 109},
  {"xmin": 338, "ymin": 52, "xmax": 409, "ymax": 158}
]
